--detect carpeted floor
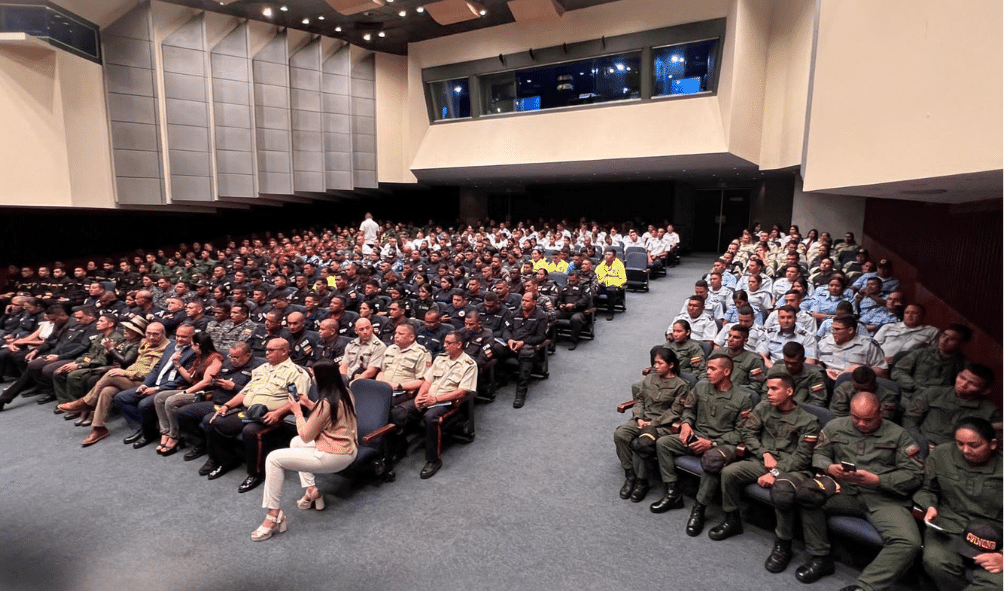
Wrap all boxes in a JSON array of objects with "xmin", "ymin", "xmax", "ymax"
[{"xmin": 0, "ymin": 254, "xmax": 887, "ymax": 591}]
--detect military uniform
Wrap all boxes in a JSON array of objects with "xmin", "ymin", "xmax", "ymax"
[
  {"xmin": 763, "ymin": 307, "xmax": 816, "ymax": 335},
  {"xmin": 798, "ymin": 417, "xmax": 924, "ymax": 591},
  {"xmin": 390, "ymin": 352, "xmax": 478, "ymax": 464},
  {"xmin": 341, "ymin": 336, "xmax": 387, "ymax": 377},
  {"xmin": 872, "ymin": 322, "xmax": 939, "ymax": 360},
  {"xmin": 673, "ymin": 312, "xmax": 718, "ymax": 342},
  {"xmin": 462, "ymin": 327, "xmax": 495, "ymax": 372},
  {"xmin": 767, "ymin": 364, "xmax": 828, "ymax": 406},
  {"xmin": 757, "ymin": 326, "xmax": 818, "ymax": 362},
  {"xmin": 904, "ymin": 387, "xmax": 1002, "ymax": 451},
  {"xmin": 817, "ymin": 333, "xmax": 888, "ymax": 374},
  {"xmin": 891, "ymin": 346, "xmax": 965, "ymax": 394},
  {"xmin": 913, "ymin": 443, "xmax": 1003, "ymax": 591},
  {"xmin": 719, "ymin": 401, "xmax": 819, "ymax": 541},
  {"xmin": 829, "ymin": 381, "xmax": 900, "ymax": 420},
  {"xmin": 52, "ymin": 330, "xmax": 125, "ymax": 403},
  {"xmin": 205, "ymin": 319, "xmax": 232, "ymax": 350},
  {"xmin": 711, "ymin": 347, "xmax": 765, "ymax": 392},
  {"xmin": 380, "ymin": 342, "xmax": 432, "ymax": 385},
  {"xmin": 556, "ymin": 281, "xmax": 592, "ymax": 343},
  {"xmin": 665, "ymin": 338, "xmax": 707, "ymax": 376},
  {"xmin": 416, "ymin": 323, "xmax": 450, "ymax": 357},
  {"xmin": 615, "ymin": 374, "xmax": 689, "ymax": 481},
  {"xmin": 655, "ymin": 380, "xmax": 753, "ymax": 505},
  {"xmin": 475, "ymin": 303, "xmax": 514, "ymax": 358},
  {"xmin": 312, "ymin": 335, "xmax": 350, "ymax": 366},
  {"xmin": 287, "ymin": 328, "xmax": 320, "ymax": 367}
]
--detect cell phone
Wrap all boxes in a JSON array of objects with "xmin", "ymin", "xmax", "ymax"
[
  {"xmin": 287, "ymin": 383, "xmax": 297, "ymax": 397},
  {"xmin": 924, "ymin": 519, "xmax": 947, "ymax": 533},
  {"xmin": 840, "ymin": 461, "xmax": 857, "ymax": 472},
  {"xmin": 686, "ymin": 433, "xmax": 698, "ymax": 445}
]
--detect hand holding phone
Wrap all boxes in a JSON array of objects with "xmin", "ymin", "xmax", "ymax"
[{"xmin": 840, "ymin": 461, "xmax": 857, "ymax": 472}]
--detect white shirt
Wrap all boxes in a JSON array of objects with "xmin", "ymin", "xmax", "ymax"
[
  {"xmin": 360, "ymin": 218, "xmax": 379, "ymax": 245},
  {"xmin": 872, "ymin": 323, "xmax": 939, "ymax": 359}
]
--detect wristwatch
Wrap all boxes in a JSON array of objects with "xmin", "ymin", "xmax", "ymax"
[{"xmin": 770, "ymin": 468, "xmax": 780, "ymax": 477}]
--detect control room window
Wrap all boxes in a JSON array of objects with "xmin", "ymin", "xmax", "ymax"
[
  {"xmin": 429, "ymin": 78, "xmax": 471, "ymax": 121},
  {"xmin": 652, "ymin": 40, "xmax": 717, "ymax": 97}
]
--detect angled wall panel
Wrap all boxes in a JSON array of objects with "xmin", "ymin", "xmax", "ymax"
[
  {"xmin": 162, "ymin": 14, "xmax": 212, "ymax": 202},
  {"xmin": 350, "ymin": 53, "xmax": 376, "ymax": 188},
  {"xmin": 322, "ymin": 45, "xmax": 353, "ymax": 190},
  {"xmin": 289, "ymin": 39, "xmax": 324, "ymax": 192},
  {"xmin": 211, "ymin": 23, "xmax": 255, "ymax": 198},
  {"xmin": 103, "ymin": 2, "xmax": 164, "ymax": 205},
  {"xmin": 252, "ymin": 32, "xmax": 293, "ymax": 195}
]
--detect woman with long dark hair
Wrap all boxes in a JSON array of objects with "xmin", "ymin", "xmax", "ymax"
[
  {"xmin": 153, "ymin": 330, "xmax": 224, "ymax": 455},
  {"xmin": 252, "ymin": 360, "xmax": 358, "ymax": 541}
]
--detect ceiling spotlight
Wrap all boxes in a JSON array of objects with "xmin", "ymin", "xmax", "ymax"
[
  {"xmin": 479, "ymin": 9, "xmax": 487, "ymax": 15},
  {"xmin": 378, "ymin": 31, "xmax": 386, "ymax": 37},
  {"xmin": 335, "ymin": 26, "xmax": 342, "ymax": 32},
  {"xmin": 302, "ymin": 18, "xmax": 309, "ymax": 24},
  {"xmin": 262, "ymin": 7, "xmax": 273, "ymax": 17},
  {"xmin": 363, "ymin": 33, "xmax": 372, "ymax": 41},
  {"xmin": 416, "ymin": 5, "xmax": 425, "ymax": 12},
  {"xmin": 279, "ymin": 5, "xmax": 288, "ymax": 11},
  {"xmin": 318, "ymin": 16, "xmax": 324, "ymax": 20},
  {"xmin": 399, "ymin": 9, "xmax": 406, "ymax": 16}
]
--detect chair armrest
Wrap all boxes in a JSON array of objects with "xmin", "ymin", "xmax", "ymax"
[
  {"xmin": 617, "ymin": 400, "xmax": 635, "ymax": 413},
  {"xmin": 361, "ymin": 423, "xmax": 397, "ymax": 446}
]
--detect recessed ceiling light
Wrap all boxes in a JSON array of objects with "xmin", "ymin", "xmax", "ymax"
[
  {"xmin": 479, "ymin": 9, "xmax": 487, "ymax": 15},
  {"xmin": 416, "ymin": 5, "xmax": 425, "ymax": 12},
  {"xmin": 378, "ymin": 31, "xmax": 386, "ymax": 37},
  {"xmin": 335, "ymin": 26, "xmax": 342, "ymax": 32},
  {"xmin": 262, "ymin": 7, "xmax": 273, "ymax": 17},
  {"xmin": 302, "ymin": 18, "xmax": 309, "ymax": 24},
  {"xmin": 399, "ymin": 9, "xmax": 406, "ymax": 16},
  {"xmin": 363, "ymin": 33, "xmax": 372, "ymax": 41},
  {"xmin": 280, "ymin": 5, "xmax": 288, "ymax": 11},
  {"xmin": 318, "ymin": 16, "xmax": 324, "ymax": 20}
]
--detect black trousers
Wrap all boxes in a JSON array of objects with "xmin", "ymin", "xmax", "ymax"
[
  {"xmin": 558, "ymin": 310, "xmax": 586, "ymax": 341},
  {"xmin": 390, "ymin": 399, "xmax": 454, "ymax": 463},
  {"xmin": 205, "ymin": 411, "xmax": 286, "ymax": 476}
]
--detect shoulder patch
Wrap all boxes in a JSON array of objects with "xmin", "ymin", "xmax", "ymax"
[
  {"xmin": 804, "ymin": 434, "xmax": 818, "ymax": 448},
  {"xmin": 905, "ymin": 443, "xmax": 920, "ymax": 457},
  {"xmin": 811, "ymin": 383, "xmax": 825, "ymax": 392},
  {"xmin": 741, "ymin": 408, "xmax": 752, "ymax": 419},
  {"xmin": 690, "ymin": 356, "xmax": 703, "ymax": 365}
]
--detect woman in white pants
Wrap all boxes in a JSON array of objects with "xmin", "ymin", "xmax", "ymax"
[{"xmin": 252, "ymin": 360, "xmax": 358, "ymax": 541}]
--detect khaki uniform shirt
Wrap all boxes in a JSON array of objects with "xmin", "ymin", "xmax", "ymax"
[
  {"xmin": 817, "ymin": 333, "xmax": 888, "ymax": 373},
  {"xmin": 241, "ymin": 357, "xmax": 311, "ymax": 411},
  {"xmin": 381, "ymin": 342, "xmax": 431, "ymax": 385},
  {"xmin": 343, "ymin": 336, "xmax": 387, "ymax": 376},
  {"xmin": 424, "ymin": 352, "xmax": 478, "ymax": 401}
]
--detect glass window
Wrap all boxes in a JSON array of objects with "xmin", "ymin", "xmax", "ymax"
[
  {"xmin": 429, "ymin": 78, "xmax": 471, "ymax": 121},
  {"xmin": 652, "ymin": 40, "xmax": 717, "ymax": 97},
  {"xmin": 479, "ymin": 51, "xmax": 642, "ymax": 117}
]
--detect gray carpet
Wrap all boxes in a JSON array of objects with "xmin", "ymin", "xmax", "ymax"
[{"xmin": 0, "ymin": 254, "xmax": 879, "ymax": 591}]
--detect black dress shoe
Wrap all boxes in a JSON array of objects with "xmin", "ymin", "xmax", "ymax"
[
  {"xmin": 35, "ymin": 393, "xmax": 56, "ymax": 404},
  {"xmin": 685, "ymin": 503, "xmax": 706, "ymax": 537},
  {"xmin": 21, "ymin": 386, "xmax": 41, "ymax": 398},
  {"xmin": 764, "ymin": 538, "xmax": 793, "ymax": 573},
  {"xmin": 794, "ymin": 555, "xmax": 835, "ymax": 584},
  {"xmin": 419, "ymin": 459, "xmax": 443, "ymax": 479},
  {"xmin": 123, "ymin": 430, "xmax": 143, "ymax": 444},
  {"xmin": 629, "ymin": 480, "xmax": 650, "ymax": 503},
  {"xmin": 207, "ymin": 463, "xmax": 233, "ymax": 480},
  {"xmin": 568, "ymin": 341, "xmax": 578, "ymax": 351},
  {"xmin": 708, "ymin": 510, "xmax": 744, "ymax": 541},
  {"xmin": 132, "ymin": 435, "xmax": 151, "ymax": 449},
  {"xmin": 619, "ymin": 473, "xmax": 637, "ymax": 500},
  {"xmin": 184, "ymin": 445, "xmax": 206, "ymax": 461},
  {"xmin": 512, "ymin": 393, "xmax": 526, "ymax": 409},
  {"xmin": 649, "ymin": 486, "xmax": 684, "ymax": 513},
  {"xmin": 199, "ymin": 459, "xmax": 218, "ymax": 477},
  {"xmin": 238, "ymin": 474, "xmax": 265, "ymax": 493},
  {"xmin": 63, "ymin": 411, "xmax": 81, "ymax": 420},
  {"xmin": 54, "ymin": 405, "xmax": 65, "ymax": 414}
]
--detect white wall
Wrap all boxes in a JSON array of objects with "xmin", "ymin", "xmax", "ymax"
[
  {"xmin": 802, "ymin": 0, "xmax": 1003, "ymax": 192},
  {"xmin": 790, "ymin": 175, "xmax": 865, "ymax": 239},
  {"xmin": 375, "ymin": 52, "xmax": 411, "ymax": 183}
]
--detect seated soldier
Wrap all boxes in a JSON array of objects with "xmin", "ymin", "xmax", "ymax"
[
  {"xmin": 792, "ymin": 392, "xmax": 923, "ymax": 591},
  {"xmin": 376, "ymin": 323, "xmax": 431, "ymax": 394},
  {"xmin": 817, "ymin": 314, "xmax": 888, "ymax": 380},
  {"xmin": 904, "ymin": 364, "xmax": 1001, "ymax": 455},
  {"xmin": 389, "ymin": 330, "xmax": 477, "ymax": 479},
  {"xmin": 705, "ymin": 273, "xmax": 733, "ymax": 320},
  {"xmin": 808, "ymin": 276, "xmax": 851, "ymax": 324},
  {"xmin": 651, "ymin": 354, "xmax": 753, "ymax": 539},
  {"xmin": 765, "ymin": 342, "xmax": 828, "ymax": 406},
  {"xmin": 758, "ymin": 304, "xmax": 818, "ymax": 369},
  {"xmin": 284, "ymin": 312, "xmax": 319, "ymax": 368},
  {"xmin": 872, "ymin": 303, "xmax": 939, "ymax": 362},
  {"xmin": 442, "ymin": 291, "xmax": 476, "ymax": 330},
  {"xmin": 202, "ymin": 337, "xmax": 311, "ymax": 492},
  {"xmin": 711, "ymin": 325, "xmax": 765, "ymax": 392},
  {"xmin": 891, "ymin": 323, "xmax": 969, "ymax": 396},
  {"xmin": 857, "ymin": 290, "xmax": 903, "ymax": 337},
  {"xmin": 51, "ymin": 313, "xmax": 125, "ymax": 409},
  {"xmin": 461, "ymin": 312, "xmax": 495, "ymax": 397},
  {"xmin": 713, "ymin": 306, "xmax": 765, "ymax": 353},
  {"xmin": 651, "ymin": 319, "xmax": 707, "ymax": 379},
  {"xmin": 829, "ymin": 366, "xmax": 899, "ymax": 420},
  {"xmin": 507, "ymin": 292, "xmax": 548, "ymax": 409},
  {"xmin": 673, "ymin": 296, "xmax": 718, "ymax": 344},
  {"xmin": 555, "ymin": 271, "xmax": 591, "ymax": 350},
  {"xmin": 815, "ymin": 300, "xmax": 868, "ymax": 340},
  {"xmin": 311, "ymin": 318, "xmax": 350, "ymax": 368},
  {"xmin": 706, "ymin": 374, "xmax": 819, "ymax": 577},
  {"xmin": 614, "ymin": 348, "xmax": 689, "ymax": 503},
  {"xmin": 339, "ymin": 317, "xmax": 387, "ymax": 382},
  {"xmin": 416, "ymin": 310, "xmax": 450, "ymax": 357}
]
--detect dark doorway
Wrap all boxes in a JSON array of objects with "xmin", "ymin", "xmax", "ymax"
[{"xmin": 692, "ymin": 189, "xmax": 751, "ymax": 252}]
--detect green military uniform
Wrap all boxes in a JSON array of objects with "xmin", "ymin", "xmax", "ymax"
[
  {"xmin": 719, "ymin": 401, "xmax": 819, "ymax": 541},
  {"xmin": 903, "ymin": 386, "xmax": 1002, "ymax": 452},
  {"xmin": 891, "ymin": 346, "xmax": 964, "ymax": 394},
  {"xmin": 767, "ymin": 363, "xmax": 828, "ymax": 406},
  {"xmin": 655, "ymin": 380, "xmax": 753, "ymax": 505},
  {"xmin": 913, "ymin": 442, "xmax": 1003, "ymax": 591},
  {"xmin": 615, "ymin": 374, "xmax": 689, "ymax": 480},
  {"xmin": 800, "ymin": 417, "xmax": 924, "ymax": 591},
  {"xmin": 829, "ymin": 381, "xmax": 900, "ymax": 420},
  {"xmin": 53, "ymin": 331, "xmax": 125, "ymax": 403},
  {"xmin": 666, "ymin": 338, "xmax": 707, "ymax": 376},
  {"xmin": 712, "ymin": 347, "xmax": 765, "ymax": 393}
]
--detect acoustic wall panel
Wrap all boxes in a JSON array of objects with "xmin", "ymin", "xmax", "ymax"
[
  {"xmin": 211, "ymin": 23, "xmax": 255, "ymax": 198},
  {"xmin": 350, "ymin": 53, "xmax": 376, "ymax": 188},
  {"xmin": 162, "ymin": 14, "xmax": 212, "ymax": 202},
  {"xmin": 252, "ymin": 32, "xmax": 293, "ymax": 194},
  {"xmin": 103, "ymin": 2, "xmax": 164, "ymax": 205},
  {"xmin": 322, "ymin": 45, "xmax": 353, "ymax": 190}
]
